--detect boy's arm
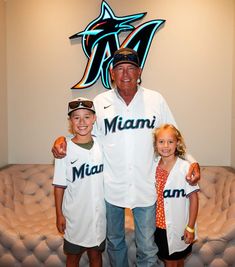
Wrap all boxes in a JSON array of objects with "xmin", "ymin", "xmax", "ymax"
[
  {"xmin": 54, "ymin": 186, "xmax": 66, "ymax": 234},
  {"xmin": 184, "ymin": 191, "xmax": 199, "ymax": 244}
]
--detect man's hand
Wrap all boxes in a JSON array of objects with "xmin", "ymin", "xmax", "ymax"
[
  {"xmin": 51, "ymin": 136, "xmax": 67, "ymax": 159},
  {"xmin": 186, "ymin": 162, "xmax": 200, "ymax": 185}
]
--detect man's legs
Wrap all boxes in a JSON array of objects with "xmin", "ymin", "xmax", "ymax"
[
  {"xmin": 132, "ymin": 204, "xmax": 158, "ymax": 267},
  {"xmin": 105, "ymin": 201, "xmax": 129, "ymax": 267}
]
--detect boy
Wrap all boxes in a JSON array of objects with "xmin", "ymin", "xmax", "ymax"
[{"xmin": 53, "ymin": 97, "xmax": 106, "ymax": 267}]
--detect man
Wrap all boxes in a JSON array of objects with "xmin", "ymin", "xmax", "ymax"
[{"xmin": 52, "ymin": 48, "xmax": 200, "ymax": 267}]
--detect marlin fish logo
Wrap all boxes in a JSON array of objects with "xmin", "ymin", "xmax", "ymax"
[{"xmin": 70, "ymin": 1, "xmax": 165, "ymax": 89}]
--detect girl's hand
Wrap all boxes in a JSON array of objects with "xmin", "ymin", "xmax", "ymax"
[
  {"xmin": 184, "ymin": 228, "xmax": 195, "ymax": 244},
  {"xmin": 56, "ymin": 214, "xmax": 66, "ymax": 234}
]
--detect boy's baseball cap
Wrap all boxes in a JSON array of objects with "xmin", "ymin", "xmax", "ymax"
[
  {"xmin": 112, "ymin": 48, "xmax": 140, "ymax": 68},
  {"xmin": 68, "ymin": 97, "xmax": 95, "ymax": 115}
]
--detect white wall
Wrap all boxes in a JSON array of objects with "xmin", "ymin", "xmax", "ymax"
[
  {"xmin": 232, "ymin": 0, "xmax": 235, "ymax": 168},
  {"xmin": 0, "ymin": 0, "xmax": 8, "ymax": 168},
  {"xmin": 5, "ymin": 0, "xmax": 234, "ymax": 165}
]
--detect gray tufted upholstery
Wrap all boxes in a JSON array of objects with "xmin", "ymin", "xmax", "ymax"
[
  {"xmin": 0, "ymin": 165, "xmax": 234, "ymax": 267},
  {"xmin": 185, "ymin": 167, "xmax": 235, "ymax": 267}
]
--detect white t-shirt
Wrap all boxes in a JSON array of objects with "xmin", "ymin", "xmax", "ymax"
[
  {"xmin": 94, "ymin": 86, "xmax": 176, "ymax": 208},
  {"xmin": 156, "ymin": 157, "xmax": 200, "ymax": 255},
  {"xmin": 53, "ymin": 139, "xmax": 106, "ymax": 247}
]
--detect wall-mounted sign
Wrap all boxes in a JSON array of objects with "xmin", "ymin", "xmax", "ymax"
[{"xmin": 70, "ymin": 1, "xmax": 165, "ymax": 89}]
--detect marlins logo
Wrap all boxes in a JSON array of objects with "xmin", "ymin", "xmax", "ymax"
[{"xmin": 70, "ymin": 1, "xmax": 165, "ymax": 89}]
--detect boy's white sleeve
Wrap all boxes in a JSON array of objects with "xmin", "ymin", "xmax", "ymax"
[{"xmin": 53, "ymin": 158, "xmax": 67, "ymax": 187}]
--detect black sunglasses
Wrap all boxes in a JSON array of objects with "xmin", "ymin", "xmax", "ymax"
[
  {"xmin": 114, "ymin": 53, "xmax": 138, "ymax": 60},
  {"xmin": 113, "ymin": 53, "xmax": 139, "ymax": 66},
  {"xmin": 69, "ymin": 100, "xmax": 93, "ymax": 110}
]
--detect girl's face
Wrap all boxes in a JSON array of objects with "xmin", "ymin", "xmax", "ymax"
[
  {"xmin": 69, "ymin": 109, "xmax": 96, "ymax": 137},
  {"xmin": 155, "ymin": 128, "xmax": 178, "ymax": 158}
]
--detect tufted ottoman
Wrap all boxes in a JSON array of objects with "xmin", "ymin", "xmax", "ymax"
[
  {"xmin": 0, "ymin": 165, "xmax": 65, "ymax": 267},
  {"xmin": 0, "ymin": 164, "xmax": 136, "ymax": 267},
  {"xmin": 185, "ymin": 166, "xmax": 235, "ymax": 267},
  {"xmin": 0, "ymin": 164, "xmax": 235, "ymax": 267}
]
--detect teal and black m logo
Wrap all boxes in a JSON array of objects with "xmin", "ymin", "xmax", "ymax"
[{"xmin": 70, "ymin": 1, "xmax": 165, "ymax": 89}]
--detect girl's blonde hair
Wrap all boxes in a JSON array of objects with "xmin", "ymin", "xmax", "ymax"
[{"xmin": 153, "ymin": 124, "xmax": 186, "ymax": 159}]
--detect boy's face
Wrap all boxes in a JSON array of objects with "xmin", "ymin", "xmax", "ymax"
[{"xmin": 69, "ymin": 109, "xmax": 96, "ymax": 137}]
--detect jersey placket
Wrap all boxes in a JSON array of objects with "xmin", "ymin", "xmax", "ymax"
[{"xmin": 124, "ymin": 104, "xmax": 136, "ymax": 207}]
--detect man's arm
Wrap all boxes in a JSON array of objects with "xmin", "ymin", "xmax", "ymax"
[
  {"xmin": 52, "ymin": 136, "xmax": 67, "ymax": 159},
  {"xmin": 186, "ymin": 162, "xmax": 200, "ymax": 185}
]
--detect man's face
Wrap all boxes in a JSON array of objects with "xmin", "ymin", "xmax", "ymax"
[{"xmin": 111, "ymin": 63, "xmax": 142, "ymax": 91}]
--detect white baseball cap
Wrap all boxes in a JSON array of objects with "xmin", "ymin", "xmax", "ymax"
[{"xmin": 68, "ymin": 97, "xmax": 95, "ymax": 115}]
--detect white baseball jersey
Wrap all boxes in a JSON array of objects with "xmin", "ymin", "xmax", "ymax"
[
  {"xmin": 93, "ymin": 86, "xmax": 176, "ymax": 209},
  {"xmin": 53, "ymin": 139, "xmax": 106, "ymax": 247},
  {"xmin": 156, "ymin": 157, "xmax": 199, "ymax": 255}
]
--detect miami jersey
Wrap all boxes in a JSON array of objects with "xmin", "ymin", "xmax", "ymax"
[
  {"xmin": 94, "ymin": 86, "xmax": 176, "ymax": 208},
  {"xmin": 156, "ymin": 157, "xmax": 200, "ymax": 254},
  {"xmin": 53, "ymin": 138, "xmax": 106, "ymax": 247}
]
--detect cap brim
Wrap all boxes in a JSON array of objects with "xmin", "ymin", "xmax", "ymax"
[
  {"xmin": 113, "ymin": 60, "xmax": 139, "ymax": 68},
  {"xmin": 68, "ymin": 107, "xmax": 96, "ymax": 116}
]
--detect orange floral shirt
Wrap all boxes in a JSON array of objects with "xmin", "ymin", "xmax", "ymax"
[{"xmin": 155, "ymin": 165, "xmax": 169, "ymax": 229}]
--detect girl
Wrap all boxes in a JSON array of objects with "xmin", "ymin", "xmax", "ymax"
[{"xmin": 153, "ymin": 124, "xmax": 199, "ymax": 267}]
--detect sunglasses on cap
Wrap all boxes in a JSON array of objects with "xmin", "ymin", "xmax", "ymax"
[
  {"xmin": 114, "ymin": 53, "xmax": 138, "ymax": 61},
  {"xmin": 69, "ymin": 100, "xmax": 93, "ymax": 110},
  {"xmin": 113, "ymin": 51, "xmax": 139, "ymax": 68}
]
